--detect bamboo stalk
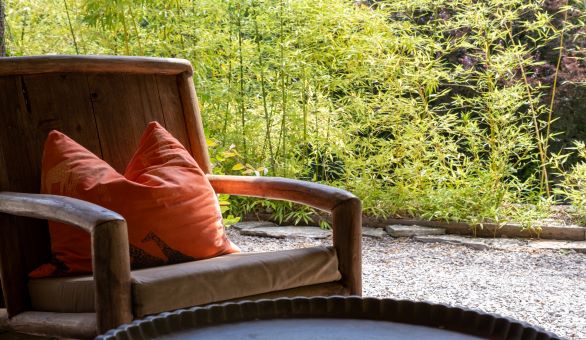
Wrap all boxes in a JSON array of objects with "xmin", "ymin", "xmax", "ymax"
[
  {"xmin": 128, "ymin": 4, "xmax": 143, "ymax": 55},
  {"xmin": 0, "ymin": 0, "xmax": 6, "ymax": 56},
  {"xmin": 545, "ymin": 6, "xmax": 568, "ymax": 154},
  {"xmin": 506, "ymin": 26, "xmax": 550, "ymax": 197},
  {"xmin": 278, "ymin": 0, "xmax": 287, "ymax": 176},
  {"xmin": 222, "ymin": 2, "xmax": 234, "ymax": 146},
  {"xmin": 63, "ymin": 0, "xmax": 80, "ymax": 54},
  {"xmin": 302, "ymin": 65, "xmax": 308, "ymax": 144},
  {"xmin": 237, "ymin": 2, "xmax": 247, "ymax": 162},
  {"xmin": 302, "ymin": 64, "xmax": 309, "ymax": 176},
  {"xmin": 120, "ymin": 7, "xmax": 130, "ymax": 55},
  {"xmin": 253, "ymin": 5, "xmax": 276, "ymax": 173},
  {"xmin": 19, "ymin": 8, "xmax": 27, "ymax": 55}
]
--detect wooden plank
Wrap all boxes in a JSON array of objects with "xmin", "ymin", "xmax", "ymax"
[
  {"xmin": 88, "ymin": 73, "xmax": 167, "ymax": 173},
  {"xmin": 0, "ymin": 73, "xmax": 102, "ymax": 316},
  {"xmin": 0, "ymin": 77, "xmax": 12, "ymax": 193},
  {"xmin": 0, "ymin": 130, "xmax": 8, "ymax": 192},
  {"xmin": 0, "ymin": 214, "xmax": 30, "ymax": 316},
  {"xmin": 177, "ymin": 73, "xmax": 212, "ymax": 174},
  {"xmin": 0, "ymin": 76, "xmax": 38, "ymax": 193},
  {"xmin": 0, "ymin": 55, "xmax": 192, "ymax": 77},
  {"xmin": 0, "ymin": 76, "xmax": 29, "ymax": 315},
  {"xmin": 0, "ymin": 80, "xmax": 11, "ymax": 314},
  {"xmin": 17, "ymin": 73, "xmax": 101, "ymax": 274},
  {"xmin": 155, "ymin": 75, "xmax": 191, "ymax": 151},
  {"xmin": 23, "ymin": 73, "xmax": 102, "ymax": 157},
  {"xmin": 0, "ymin": 76, "xmax": 46, "ymax": 316}
]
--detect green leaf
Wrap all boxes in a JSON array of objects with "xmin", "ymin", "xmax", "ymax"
[{"xmin": 232, "ymin": 163, "xmax": 245, "ymax": 171}]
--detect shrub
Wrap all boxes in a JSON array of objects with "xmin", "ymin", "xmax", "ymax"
[
  {"xmin": 558, "ymin": 142, "xmax": 586, "ymax": 224},
  {"xmin": 4, "ymin": 0, "xmax": 585, "ymax": 228}
]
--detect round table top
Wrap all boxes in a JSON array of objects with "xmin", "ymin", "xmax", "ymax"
[
  {"xmin": 158, "ymin": 318, "xmax": 482, "ymax": 340},
  {"xmin": 98, "ymin": 296, "xmax": 561, "ymax": 340}
]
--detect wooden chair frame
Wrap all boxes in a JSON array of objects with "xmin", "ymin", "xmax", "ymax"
[{"xmin": 0, "ymin": 56, "xmax": 361, "ymax": 338}]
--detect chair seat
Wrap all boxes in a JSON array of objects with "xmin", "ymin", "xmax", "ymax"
[{"xmin": 29, "ymin": 246, "xmax": 341, "ymax": 317}]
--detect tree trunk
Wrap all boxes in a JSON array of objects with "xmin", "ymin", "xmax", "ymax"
[{"xmin": 0, "ymin": 0, "xmax": 5, "ymax": 57}]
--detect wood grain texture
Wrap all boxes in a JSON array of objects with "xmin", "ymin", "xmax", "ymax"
[
  {"xmin": 332, "ymin": 198, "xmax": 362, "ymax": 295},
  {"xmin": 207, "ymin": 175, "xmax": 358, "ymax": 212},
  {"xmin": 87, "ymin": 73, "xmax": 167, "ymax": 172},
  {"xmin": 22, "ymin": 73, "xmax": 102, "ymax": 157},
  {"xmin": 0, "ymin": 193, "xmax": 124, "ymax": 231},
  {"xmin": 0, "ymin": 214, "xmax": 30, "ymax": 316},
  {"xmin": 0, "ymin": 76, "xmax": 37, "ymax": 192},
  {"xmin": 92, "ymin": 220, "xmax": 132, "ymax": 334},
  {"xmin": 0, "ymin": 77, "xmax": 27, "ymax": 315},
  {"xmin": 0, "ymin": 75, "xmax": 51, "ymax": 316},
  {"xmin": 178, "ymin": 73, "xmax": 211, "ymax": 173},
  {"xmin": 155, "ymin": 75, "xmax": 191, "ymax": 150},
  {"xmin": 0, "ymin": 55, "xmax": 192, "ymax": 76}
]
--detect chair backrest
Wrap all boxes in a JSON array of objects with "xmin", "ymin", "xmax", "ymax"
[{"xmin": 0, "ymin": 55, "xmax": 210, "ymax": 315}]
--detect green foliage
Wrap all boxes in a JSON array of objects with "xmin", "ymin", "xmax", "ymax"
[
  {"xmin": 558, "ymin": 142, "xmax": 586, "ymax": 224},
  {"xmin": 4, "ymin": 0, "xmax": 585, "ymax": 228}
]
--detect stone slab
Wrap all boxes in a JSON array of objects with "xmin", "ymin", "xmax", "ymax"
[
  {"xmin": 414, "ymin": 235, "xmax": 493, "ymax": 250},
  {"xmin": 528, "ymin": 240, "xmax": 586, "ymax": 254},
  {"xmin": 384, "ymin": 218, "xmax": 586, "ymax": 241},
  {"xmin": 385, "ymin": 225, "xmax": 445, "ymax": 237},
  {"xmin": 232, "ymin": 221, "xmax": 278, "ymax": 231},
  {"xmin": 240, "ymin": 226, "xmax": 332, "ymax": 239},
  {"xmin": 362, "ymin": 227, "xmax": 387, "ymax": 239},
  {"xmin": 414, "ymin": 235, "xmax": 586, "ymax": 253}
]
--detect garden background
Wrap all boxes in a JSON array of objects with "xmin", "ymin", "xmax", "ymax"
[{"xmin": 2, "ymin": 0, "xmax": 585, "ymax": 231}]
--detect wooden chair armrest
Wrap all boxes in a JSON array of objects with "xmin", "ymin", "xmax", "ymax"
[
  {"xmin": 207, "ymin": 175, "xmax": 362, "ymax": 295},
  {"xmin": 0, "ymin": 192, "xmax": 132, "ymax": 333},
  {"xmin": 207, "ymin": 175, "xmax": 356, "ymax": 212},
  {"xmin": 0, "ymin": 192, "xmax": 123, "ymax": 231}
]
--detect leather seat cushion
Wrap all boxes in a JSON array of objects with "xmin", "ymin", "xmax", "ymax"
[{"xmin": 28, "ymin": 246, "xmax": 341, "ymax": 316}]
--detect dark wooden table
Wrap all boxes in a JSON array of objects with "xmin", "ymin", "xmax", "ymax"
[{"xmin": 97, "ymin": 297, "xmax": 561, "ymax": 340}]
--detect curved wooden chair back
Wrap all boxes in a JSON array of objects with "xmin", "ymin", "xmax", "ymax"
[{"xmin": 0, "ymin": 56, "xmax": 209, "ymax": 315}]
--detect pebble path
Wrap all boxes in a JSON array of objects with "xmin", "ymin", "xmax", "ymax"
[{"xmin": 227, "ymin": 228, "xmax": 586, "ymax": 339}]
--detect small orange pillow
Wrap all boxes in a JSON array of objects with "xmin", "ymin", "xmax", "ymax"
[{"xmin": 31, "ymin": 122, "xmax": 239, "ymax": 278}]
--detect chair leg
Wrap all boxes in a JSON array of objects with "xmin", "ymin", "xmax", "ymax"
[{"xmin": 332, "ymin": 197, "xmax": 362, "ymax": 296}]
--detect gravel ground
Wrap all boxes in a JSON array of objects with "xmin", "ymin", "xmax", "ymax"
[{"xmin": 227, "ymin": 229, "xmax": 586, "ymax": 340}]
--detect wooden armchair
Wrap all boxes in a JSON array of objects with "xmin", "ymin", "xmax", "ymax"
[{"xmin": 0, "ymin": 56, "xmax": 361, "ymax": 338}]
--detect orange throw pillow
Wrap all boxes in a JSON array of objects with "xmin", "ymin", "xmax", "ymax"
[{"xmin": 30, "ymin": 122, "xmax": 239, "ymax": 278}]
